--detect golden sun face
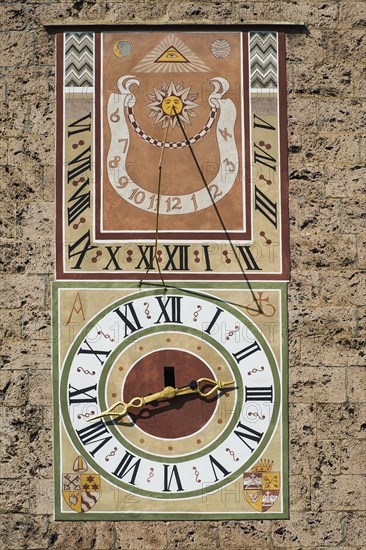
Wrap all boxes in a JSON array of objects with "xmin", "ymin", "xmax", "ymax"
[
  {"xmin": 162, "ymin": 95, "xmax": 183, "ymax": 116},
  {"xmin": 147, "ymin": 81, "xmax": 199, "ymax": 129}
]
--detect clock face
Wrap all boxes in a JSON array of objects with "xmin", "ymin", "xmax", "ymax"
[{"xmin": 54, "ymin": 282, "xmax": 287, "ymax": 518}]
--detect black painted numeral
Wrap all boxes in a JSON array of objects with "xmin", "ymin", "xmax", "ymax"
[
  {"xmin": 163, "ymin": 245, "xmax": 190, "ymax": 271},
  {"xmin": 68, "ymin": 112, "xmax": 92, "ymax": 137},
  {"xmin": 67, "ymin": 180, "xmax": 91, "ymax": 225},
  {"xmin": 245, "ymin": 386, "xmax": 273, "ymax": 402},
  {"xmin": 114, "ymin": 302, "xmax": 143, "ymax": 337},
  {"xmin": 77, "ymin": 339, "xmax": 111, "ymax": 365},
  {"xmin": 76, "ymin": 420, "xmax": 112, "ymax": 457},
  {"xmin": 163, "ymin": 465, "xmax": 184, "ymax": 492},
  {"xmin": 234, "ymin": 421, "xmax": 264, "ymax": 453},
  {"xmin": 113, "ymin": 451, "xmax": 141, "ymax": 485},
  {"xmin": 68, "ymin": 383, "xmax": 97, "ymax": 404},
  {"xmin": 209, "ymin": 455, "xmax": 231, "ymax": 482},
  {"xmin": 232, "ymin": 341, "xmax": 260, "ymax": 363},
  {"xmin": 155, "ymin": 296, "xmax": 182, "ymax": 324}
]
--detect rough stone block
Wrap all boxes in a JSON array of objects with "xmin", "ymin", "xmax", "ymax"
[
  {"xmin": 340, "ymin": 198, "xmax": 366, "ymax": 234},
  {"xmin": 289, "ymin": 269, "xmax": 322, "ymax": 308},
  {"xmin": 0, "ymin": 308, "xmax": 21, "ymax": 340},
  {"xmin": 289, "ymin": 366, "xmax": 346, "ymax": 402},
  {"xmin": 311, "ymin": 474, "xmax": 365, "ymax": 511},
  {"xmin": 346, "ymin": 366, "xmax": 366, "ymax": 401},
  {"xmin": 0, "ymin": 479, "xmax": 30, "ymax": 513},
  {"xmin": 317, "ymin": 402, "xmax": 366, "ymax": 440},
  {"xmin": 291, "ymin": 233, "xmax": 357, "ymax": 271},
  {"xmin": 0, "ymin": 369, "xmax": 29, "ymax": 406},
  {"xmin": 0, "ymin": 513, "xmax": 50, "ymax": 550},
  {"xmin": 324, "ymin": 163, "xmax": 366, "ymax": 198},
  {"xmin": 16, "ymin": 202, "xmax": 55, "ymax": 242},
  {"xmin": 290, "ymin": 62, "xmax": 353, "ymax": 96},
  {"xmin": 271, "ymin": 511, "xmax": 344, "ymax": 547},
  {"xmin": 28, "ymin": 370, "xmax": 52, "ymax": 406},
  {"xmin": 325, "ymin": 30, "xmax": 366, "ymax": 64},
  {"xmin": 339, "ymin": 1, "xmax": 366, "ymax": 27},
  {"xmin": 0, "ymin": 201, "xmax": 16, "ymax": 239},
  {"xmin": 316, "ymin": 97, "xmax": 366, "ymax": 133},
  {"xmin": 288, "ymin": 164, "xmax": 327, "ymax": 199},
  {"xmin": 116, "ymin": 520, "xmax": 167, "ymax": 549},
  {"xmin": 0, "ymin": 274, "xmax": 46, "ymax": 309},
  {"xmin": 29, "ymin": 477, "xmax": 53, "ymax": 515},
  {"xmin": 290, "ymin": 474, "xmax": 311, "ymax": 512},
  {"xmin": 0, "ymin": 339, "xmax": 51, "ymax": 370},
  {"xmin": 47, "ymin": 521, "xmax": 115, "ymax": 550},
  {"xmin": 168, "ymin": 1, "xmax": 233, "ymax": 22},
  {"xmin": 27, "ymin": 2, "xmax": 105, "ymax": 30},
  {"xmin": 319, "ymin": 270, "xmax": 366, "ymax": 307},
  {"xmin": 0, "ymin": 31, "xmax": 34, "ymax": 67},
  {"xmin": 341, "ymin": 438, "xmax": 366, "ymax": 475},
  {"xmin": 103, "ymin": 0, "xmax": 170, "ymax": 22},
  {"xmin": 342, "ymin": 512, "xmax": 366, "ymax": 546},
  {"xmin": 5, "ymin": 67, "xmax": 53, "ymax": 103},
  {"xmin": 20, "ymin": 308, "xmax": 51, "ymax": 341},
  {"xmin": 218, "ymin": 520, "xmax": 271, "ymax": 548},
  {"xmin": 0, "ymin": 4, "xmax": 27, "ymax": 31},
  {"xmin": 301, "ymin": 334, "xmax": 365, "ymax": 367}
]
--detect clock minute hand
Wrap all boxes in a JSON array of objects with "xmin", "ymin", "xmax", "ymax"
[
  {"xmin": 88, "ymin": 385, "xmax": 179, "ymax": 421},
  {"xmin": 88, "ymin": 378, "xmax": 235, "ymax": 422}
]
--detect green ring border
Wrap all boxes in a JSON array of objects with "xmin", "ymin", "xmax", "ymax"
[{"xmin": 58, "ymin": 285, "xmax": 281, "ymax": 500}]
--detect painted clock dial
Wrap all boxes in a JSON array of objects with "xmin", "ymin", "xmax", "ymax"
[{"xmin": 59, "ymin": 288, "xmax": 279, "ymax": 499}]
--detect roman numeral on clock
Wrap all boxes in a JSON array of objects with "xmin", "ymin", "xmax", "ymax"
[
  {"xmin": 77, "ymin": 339, "xmax": 111, "ymax": 365},
  {"xmin": 254, "ymin": 186, "xmax": 277, "ymax": 228},
  {"xmin": 209, "ymin": 455, "xmax": 231, "ymax": 482},
  {"xmin": 113, "ymin": 451, "xmax": 141, "ymax": 485},
  {"xmin": 68, "ymin": 383, "xmax": 97, "ymax": 404},
  {"xmin": 163, "ymin": 465, "xmax": 184, "ymax": 492},
  {"xmin": 67, "ymin": 146, "xmax": 92, "ymax": 183},
  {"xmin": 155, "ymin": 296, "xmax": 182, "ymax": 324},
  {"xmin": 237, "ymin": 245, "xmax": 261, "ymax": 271},
  {"xmin": 234, "ymin": 421, "xmax": 264, "ymax": 453},
  {"xmin": 253, "ymin": 114, "xmax": 276, "ymax": 131},
  {"xmin": 67, "ymin": 179, "xmax": 91, "ymax": 225},
  {"xmin": 114, "ymin": 302, "xmax": 143, "ymax": 337},
  {"xmin": 232, "ymin": 341, "xmax": 260, "ymax": 363},
  {"xmin": 67, "ymin": 112, "xmax": 92, "ymax": 137},
  {"xmin": 76, "ymin": 420, "xmax": 112, "ymax": 457},
  {"xmin": 245, "ymin": 386, "xmax": 273, "ymax": 402},
  {"xmin": 204, "ymin": 307, "xmax": 224, "ymax": 335},
  {"xmin": 163, "ymin": 245, "xmax": 190, "ymax": 271},
  {"xmin": 68, "ymin": 230, "xmax": 98, "ymax": 270},
  {"xmin": 253, "ymin": 143, "xmax": 276, "ymax": 171}
]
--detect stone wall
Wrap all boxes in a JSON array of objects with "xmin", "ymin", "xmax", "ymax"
[{"xmin": 0, "ymin": 0, "xmax": 365, "ymax": 548}]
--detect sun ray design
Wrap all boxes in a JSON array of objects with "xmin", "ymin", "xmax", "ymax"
[{"xmin": 147, "ymin": 81, "xmax": 199, "ymax": 129}]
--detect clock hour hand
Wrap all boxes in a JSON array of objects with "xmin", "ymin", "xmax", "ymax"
[
  {"xmin": 88, "ymin": 378, "xmax": 235, "ymax": 421},
  {"xmin": 175, "ymin": 377, "xmax": 235, "ymax": 398}
]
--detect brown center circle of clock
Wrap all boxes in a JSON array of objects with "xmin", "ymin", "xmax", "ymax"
[{"xmin": 122, "ymin": 349, "xmax": 217, "ymax": 439}]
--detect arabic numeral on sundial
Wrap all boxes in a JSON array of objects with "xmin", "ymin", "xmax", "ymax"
[
  {"xmin": 165, "ymin": 197, "xmax": 182, "ymax": 212},
  {"xmin": 148, "ymin": 194, "xmax": 158, "ymax": 211},
  {"xmin": 128, "ymin": 188, "xmax": 145, "ymax": 205}
]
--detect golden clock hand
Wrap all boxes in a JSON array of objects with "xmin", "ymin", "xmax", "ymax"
[
  {"xmin": 88, "ymin": 378, "xmax": 235, "ymax": 422},
  {"xmin": 88, "ymin": 385, "xmax": 178, "ymax": 421},
  {"xmin": 174, "ymin": 378, "xmax": 235, "ymax": 398}
]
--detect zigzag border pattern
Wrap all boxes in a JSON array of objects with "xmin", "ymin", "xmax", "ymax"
[
  {"xmin": 65, "ymin": 33, "xmax": 94, "ymax": 88},
  {"xmin": 250, "ymin": 32, "xmax": 278, "ymax": 89}
]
